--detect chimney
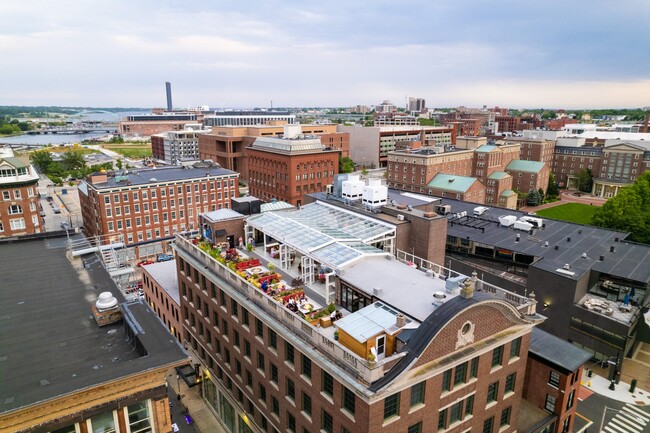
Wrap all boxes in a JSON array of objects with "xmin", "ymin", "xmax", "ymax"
[{"xmin": 395, "ymin": 313, "xmax": 406, "ymax": 328}]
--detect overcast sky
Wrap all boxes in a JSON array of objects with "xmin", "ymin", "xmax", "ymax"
[{"xmin": 2, "ymin": 1, "xmax": 649, "ymax": 109}]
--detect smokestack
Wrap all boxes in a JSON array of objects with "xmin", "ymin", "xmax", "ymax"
[{"xmin": 165, "ymin": 82, "xmax": 173, "ymax": 111}]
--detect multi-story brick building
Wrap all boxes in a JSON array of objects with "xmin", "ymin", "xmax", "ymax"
[
  {"xmin": 203, "ymin": 111, "xmax": 296, "ymax": 128},
  {"xmin": 151, "ymin": 128, "xmax": 210, "ymax": 165},
  {"xmin": 173, "ymin": 200, "xmax": 543, "ymax": 433},
  {"xmin": 505, "ymin": 160, "xmax": 550, "ymax": 194},
  {"xmin": 0, "ymin": 238, "xmax": 188, "ymax": 433},
  {"xmin": 0, "ymin": 147, "xmax": 42, "ymax": 238},
  {"xmin": 78, "ymin": 163, "xmax": 239, "ymax": 246},
  {"xmin": 246, "ymin": 126, "xmax": 340, "ymax": 205},
  {"xmin": 199, "ymin": 123, "xmax": 349, "ymax": 178},
  {"xmin": 141, "ymin": 260, "xmax": 183, "ymax": 341},
  {"xmin": 524, "ymin": 328, "xmax": 591, "ymax": 433},
  {"xmin": 386, "ymin": 143, "xmax": 524, "ymax": 208},
  {"xmin": 502, "ymin": 137, "xmax": 556, "ymax": 167},
  {"xmin": 119, "ymin": 112, "xmax": 200, "ymax": 136}
]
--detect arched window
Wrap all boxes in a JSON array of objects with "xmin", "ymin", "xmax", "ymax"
[{"xmin": 8, "ymin": 204, "xmax": 22, "ymax": 215}]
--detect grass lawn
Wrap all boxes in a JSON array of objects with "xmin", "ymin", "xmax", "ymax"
[
  {"xmin": 110, "ymin": 147, "xmax": 152, "ymax": 158},
  {"xmin": 535, "ymin": 203, "xmax": 599, "ymax": 225}
]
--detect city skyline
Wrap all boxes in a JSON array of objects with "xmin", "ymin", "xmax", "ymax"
[{"xmin": 2, "ymin": 0, "xmax": 649, "ymax": 109}]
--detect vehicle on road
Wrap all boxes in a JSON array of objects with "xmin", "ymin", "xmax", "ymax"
[
  {"xmin": 60, "ymin": 222, "xmax": 70, "ymax": 230},
  {"xmin": 156, "ymin": 253, "xmax": 174, "ymax": 262}
]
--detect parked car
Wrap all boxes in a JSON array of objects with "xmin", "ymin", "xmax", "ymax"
[
  {"xmin": 137, "ymin": 259, "xmax": 154, "ymax": 267},
  {"xmin": 60, "ymin": 222, "xmax": 69, "ymax": 230},
  {"xmin": 156, "ymin": 253, "xmax": 174, "ymax": 262}
]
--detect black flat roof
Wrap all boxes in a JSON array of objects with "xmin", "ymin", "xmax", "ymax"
[
  {"xmin": 441, "ymin": 199, "xmax": 650, "ymax": 284},
  {"xmin": 88, "ymin": 166, "xmax": 238, "ymax": 189},
  {"xmin": 529, "ymin": 328, "xmax": 592, "ymax": 373},
  {"xmin": 0, "ymin": 237, "xmax": 188, "ymax": 415}
]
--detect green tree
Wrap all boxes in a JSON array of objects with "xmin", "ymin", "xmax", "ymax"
[
  {"xmin": 115, "ymin": 159, "xmax": 123, "ymax": 170},
  {"xmin": 29, "ymin": 150, "xmax": 54, "ymax": 172},
  {"xmin": 591, "ymin": 172, "xmax": 650, "ymax": 243},
  {"xmin": 546, "ymin": 173, "xmax": 559, "ymax": 198},
  {"xmin": 526, "ymin": 189, "xmax": 542, "ymax": 206},
  {"xmin": 339, "ymin": 156, "xmax": 354, "ymax": 173},
  {"xmin": 61, "ymin": 150, "xmax": 86, "ymax": 171},
  {"xmin": 575, "ymin": 168, "xmax": 593, "ymax": 193}
]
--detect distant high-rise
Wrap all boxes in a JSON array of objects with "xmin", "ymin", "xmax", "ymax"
[
  {"xmin": 165, "ymin": 81, "xmax": 172, "ymax": 111},
  {"xmin": 408, "ymin": 97, "xmax": 426, "ymax": 113}
]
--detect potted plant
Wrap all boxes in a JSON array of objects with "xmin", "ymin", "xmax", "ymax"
[
  {"xmin": 268, "ymin": 262, "xmax": 276, "ymax": 272},
  {"xmin": 334, "ymin": 330, "xmax": 339, "ymax": 341},
  {"xmin": 367, "ymin": 353, "xmax": 376, "ymax": 365}
]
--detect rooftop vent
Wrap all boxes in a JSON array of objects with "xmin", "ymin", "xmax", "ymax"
[
  {"xmin": 599, "ymin": 255, "xmax": 604, "ymax": 261},
  {"xmin": 432, "ymin": 291, "xmax": 447, "ymax": 307},
  {"xmin": 544, "ymin": 241, "xmax": 549, "ymax": 247},
  {"xmin": 96, "ymin": 292, "xmax": 118, "ymax": 311},
  {"xmin": 149, "ymin": 177, "xmax": 157, "ymax": 182},
  {"xmin": 581, "ymin": 252, "xmax": 587, "ymax": 258},
  {"xmin": 563, "ymin": 264, "xmax": 571, "ymax": 270},
  {"xmin": 448, "ymin": 178, "xmax": 455, "ymax": 183},
  {"xmin": 610, "ymin": 246, "xmax": 615, "ymax": 253}
]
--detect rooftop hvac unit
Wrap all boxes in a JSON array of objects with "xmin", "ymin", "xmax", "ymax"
[
  {"xmin": 499, "ymin": 215, "xmax": 517, "ymax": 227},
  {"xmin": 513, "ymin": 220, "xmax": 533, "ymax": 232},
  {"xmin": 397, "ymin": 214, "xmax": 404, "ymax": 221}
]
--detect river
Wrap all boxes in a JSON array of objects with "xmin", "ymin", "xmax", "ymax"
[{"xmin": 0, "ymin": 132, "xmax": 113, "ymax": 146}]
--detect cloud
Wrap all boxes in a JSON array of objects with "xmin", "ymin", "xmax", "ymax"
[{"xmin": 1, "ymin": 1, "xmax": 649, "ymax": 107}]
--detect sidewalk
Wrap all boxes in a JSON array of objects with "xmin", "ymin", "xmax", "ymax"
[
  {"xmin": 167, "ymin": 370, "xmax": 227, "ymax": 433},
  {"xmin": 581, "ymin": 361, "xmax": 650, "ymax": 406}
]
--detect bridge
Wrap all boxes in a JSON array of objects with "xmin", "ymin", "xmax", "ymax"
[{"xmin": 26, "ymin": 126, "xmax": 117, "ymax": 135}]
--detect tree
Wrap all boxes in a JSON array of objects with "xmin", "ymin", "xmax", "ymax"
[
  {"xmin": 339, "ymin": 157, "xmax": 354, "ymax": 174},
  {"xmin": 546, "ymin": 173, "xmax": 559, "ymax": 198},
  {"xmin": 526, "ymin": 189, "xmax": 542, "ymax": 206},
  {"xmin": 30, "ymin": 150, "xmax": 54, "ymax": 172},
  {"xmin": 61, "ymin": 150, "xmax": 86, "ymax": 171},
  {"xmin": 575, "ymin": 168, "xmax": 593, "ymax": 193},
  {"xmin": 115, "ymin": 159, "xmax": 123, "ymax": 170},
  {"xmin": 591, "ymin": 172, "xmax": 650, "ymax": 244}
]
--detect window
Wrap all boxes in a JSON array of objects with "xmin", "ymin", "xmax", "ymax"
[
  {"xmin": 510, "ymin": 337, "xmax": 521, "ymax": 358},
  {"xmin": 90, "ymin": 411, "xmax": 116, "ymax": 433},
  {"xmin": 286, "ymin": 378, "xmax": 295, "ymax": 401},
  {"xmin": 126, "ymin": 402, "xmax": 151, "ymax": 433},
  {"xmin": 244, "ymin": 340, "xmax": 251, "ymax": 358},
  {"xmin": 562, "ymin": 415, "xmax": 571, "ymax": 433},
  {"xmin": 500, "ymin": 407, "xmax": 511, "ymax": 427},
  {"xmin": 410, "ymin": 381, "xmax": 425, "ymax": 407},
  {"xmin": 450, "ymin": 400, "xmax": 463, "ymax": 423},
  {"xmin": 259, "ymin": 384, "xmax": 266, "ymax": 403},
  {"xmin": 322, "ymin": 410, "xmax": 333, "ymax": 433},
  {"xmin": 442, "ymin": 369, "xmax": 452, "ymax": 391},
  {"xmin": 272, "ymin": 397, "xmax": 279, "ymax": 416},
  {"xmin": 269, "ymin": 329, "xmax": 277, "ymax": 350},
  {"xmin": 322, "ymin": 371, "xmax": 334, "ymax": 397},
  {"xmin": 242, "ymin": 308, "xmax": 249, "ymax": 327},
  {"xmin": 465, "ymin": 394, "xmax": 474, "ymax": 416},
  {"xmin": 302, "ymin": 392, "xmax": 312, "ymax": 417},
  {"xmin": 454, "ymin": 362, "xmax": 467, "ymax": 386},
  {"xmin": 491, "ymin": 346, "xmax": 504, "ymax": 368},
  {"xmin": 487, "ymin": 382, "xmax": 499, "ymax": 403},
  {"xmin": 483, "ymin": 416, "xmax": 494, "ymax": 433},
  {"xmin": 407, "ymin": 422, "xmax": 422, "ymax": 433},
  {"xmin": 288, "ymin": 412, "xmax": 296, "ymax": 433},
  {"xmin": 257, "ymin": 351, "xmax": 265, "ymax": 372},
  {"xmin": 438, "ymin": 408, "xmax": 448, "ymax": 430},
  {"xmin": 271, "ymin": 363, "xmax": 278, "ymax": 384},
  {"xmin": 256, "ymin": 318, "xmax": 264, "ymax": 338},
  {"xmin": 505, "ymin": 373, "xmax": 516, "ymax": 393},
  {"xmin": 342, "ymin": 387, "xmax": 355, "ymax": 415},
  {"xmin": 470, "ymin": 357, "xmax": 479, "ymax": 378},
  {"xmin": 549, "ymin": 371, "xmax": 560, "ymax": 387},
  {"xmin": 566, "ymin": 390, "xmax": 575, "ymax": 409},
  {"xmin": 301, "ymin": 354, "xmax": 311, "ymax": 379},
  {"xmin": 8, "ymin": 204, "xmax": 22, "ymax": 214},
  {"xmin": 383, "ymin": 393, "xmax": 400, "ymax": 420},
  {"xmin": 544, "ymin": 394, "xmax": 556, "ymax": 412},
  {"xmin": 286, "ymin": 343, "xmax": 295, "ymax": 365},
  {"xmin": 10, "ymin": 218, "xmax": 26, "ymax": 230}
]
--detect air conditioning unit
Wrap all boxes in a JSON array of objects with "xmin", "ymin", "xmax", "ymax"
[{"xmin": 397, "ymin": 214, "xmax": 405, "ymax": 221}]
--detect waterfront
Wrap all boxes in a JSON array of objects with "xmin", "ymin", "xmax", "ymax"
[{"xmin": 0, "ymin": 132, "xmax": 113, "ymax": 146}]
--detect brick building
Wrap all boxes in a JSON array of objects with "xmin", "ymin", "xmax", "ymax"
[
  {"xmin": 246, "ymin": 125, "xmax": 341, "ymax": 205},
  {"xmin": 141, "ymin": 260, "xmax": 183, "ymax": 341},
  {"xmin": 78, "ymin": 163, "xmax": 239, "ymax": 246},
  {"xmin": 199, "ymin": 123, "xmax": 349, "ymax": 178},
  {"xmin": 0, "ymin": 148, "xmax": 42, "ymax": 238},
  {"xmin": 173, "ymin": 198, "xmax": 543, "ymax": 433},
  {"xmin": 505, "ymin": 160, "xmax": 550, "ymax": 194},
  {"xmin": 119, "ymin": 113, "xmax": 200, "ymax": 136},
  {"xmin": 0, "ymin": 238, "xmax": 188, "ymax": 433},
  {"xmin": 523, "ymin": 328, "xmax": 591, "ymax": 433},
  {"xmin": 501, "ymin": 137, "xmax": 556, "ymax": 167}
]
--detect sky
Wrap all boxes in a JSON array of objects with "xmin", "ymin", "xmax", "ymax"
[{"xmin": 1, "ymin": 0, "xmax": 649, "ymax": 109}]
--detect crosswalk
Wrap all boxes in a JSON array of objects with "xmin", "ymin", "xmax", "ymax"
[{"xmin": 603, "ymin": 404, "xmax": 649, "ymax": 433}]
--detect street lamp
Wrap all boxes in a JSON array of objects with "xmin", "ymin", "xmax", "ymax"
[
  {"xmin": 176, "ymin": 374, "xmax": 182, "ymax": 400},
  {"xmin": 598, "ymin": 405, "xmax": 644, "ymax": 433}
]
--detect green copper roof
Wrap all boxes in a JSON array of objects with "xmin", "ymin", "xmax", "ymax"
[
  {"xmin": 475, "ymin": 145, "xmax": 498, "ymax": 153},
  {"xmin": 0, "ymin": 157, "xmax": 28, "ymax": 169},
  {"xmin": 427, "ymin": 173, "xmax": 477, "ymax": 193},
  {"xmin": 488, "ymin": 171, "xmax": 509, "ymax": 180},
  {"xmin": 506, "ymin": 160, "xmax": 545, "ymax": 173},
  {"xmin": 500, "ymin": 189, "xmax": 516, "ymax": 197}
]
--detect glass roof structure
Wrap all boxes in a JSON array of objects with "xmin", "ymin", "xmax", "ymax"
[
  {"xmin": 247, "ymin": 202, "xmax": 394, "ymax": 269},
  {"xmin": 336, "ymin": 302, "xmax": 401, "ymax": 343}
]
